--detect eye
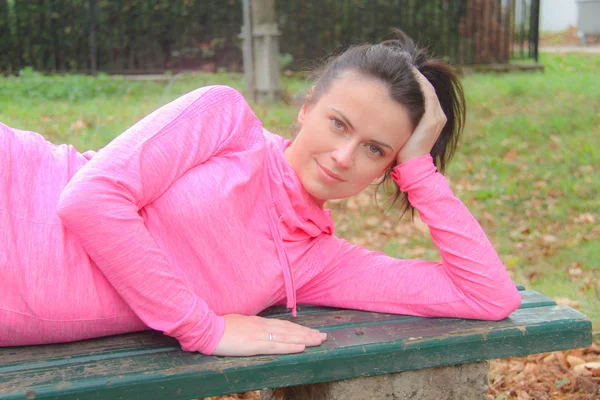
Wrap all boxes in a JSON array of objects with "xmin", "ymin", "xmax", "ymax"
[
  {"xmin": 330, "ymin": 117, "xmax": 346, "ymax": 132},
  {"xmin": 366, "ymin": 144, "xmax": 384, "ymax": 156}
]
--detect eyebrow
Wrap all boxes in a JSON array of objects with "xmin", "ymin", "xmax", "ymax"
[{"xmin": 330, "ymin": 108, "xmax": 395, "ymax": 152}]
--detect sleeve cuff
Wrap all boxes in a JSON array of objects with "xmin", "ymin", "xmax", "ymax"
[
  {"xmin": 202, "ymin": 314, "xmax": 226, "ymax": 355},
  {"xmin": 391, "ymin": 154, "xmax": 438, "ymax": 192},
  {"xmin": 176, "ymin": 311, "xmax": 226, "ymax": 355}
]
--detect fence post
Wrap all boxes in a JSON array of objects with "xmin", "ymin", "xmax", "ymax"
[
  {"xmin": 240, "ymin": 0, "xmax": 280, "ymax": 103},
  {"xmin": 240, "ymin": 0, "xmax": 255, "ymax": 101},
  {"xmin": 530, "ymin": 0, "xmax": 540, "ymax": 62},
  {"xmin": 89, "ymin": 0, "xmax": 97, "ymax": 76}
]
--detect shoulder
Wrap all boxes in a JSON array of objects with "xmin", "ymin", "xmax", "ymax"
[
  {"xmin": 262, "ymin": 127, "xmax": 290, "ymax": 148},
  {"xmin": 167, "ymin": 85, "xmax": 261, "ymax": 143},
  {"xmin": 201, "ymin": 85, "xmax": 262, "ymax": 130},
  {"xmin": 203, "ymin": 84, "xmax": 246, "ymax": 101},
  {"xmin": 164, "ymin": 85, "xmax": 256, "ymax": 125},
  {"xmin": 186, "ymin": 85, "xmax": 251, "ymax": 112}
]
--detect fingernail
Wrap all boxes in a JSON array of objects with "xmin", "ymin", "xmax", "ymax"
[{"xmin": 321, "ymin": 332, "xmax": 328, "ymax": 340}]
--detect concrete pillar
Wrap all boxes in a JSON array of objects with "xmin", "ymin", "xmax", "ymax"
[
  {"xmin": 240, "ymin": 0, "xmax": 281, "ymax": 103},
  {"xmin": 260, "ymin": 361, "xmax": 489, "ymax": 400}
]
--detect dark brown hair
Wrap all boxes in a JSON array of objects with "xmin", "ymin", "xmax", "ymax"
[{"xmin": 307, "ymin": 29, "xmax": 466, "ymax": 217}]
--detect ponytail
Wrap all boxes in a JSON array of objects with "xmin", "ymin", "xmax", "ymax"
[{"xmin": 417, "ymin": 59, "xmax": 466, "ymax": 173}]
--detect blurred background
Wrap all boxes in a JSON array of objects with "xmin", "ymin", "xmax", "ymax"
[{"xmin": 0, "ymin": 0, "xmax": 541, "ymax": 75}]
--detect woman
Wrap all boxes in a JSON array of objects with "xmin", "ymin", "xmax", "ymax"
[{"xmin": 0, "ymin": 31, "xmax": 521, "ymax": 356}]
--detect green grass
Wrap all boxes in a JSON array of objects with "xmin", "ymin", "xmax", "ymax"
[
  {"xmin": 1, "ymin": 53, "xmax": 598, "ymax": 330},
  {"xmin": 454, "ymin": 53, "xmax": 600, "ymax": 330}
]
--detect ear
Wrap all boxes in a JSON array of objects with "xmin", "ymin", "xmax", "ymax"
[
  {"xmin": 297, "ymin": 102, "xmax": 308, "ymax": 124},
  {"xmin": 297, "ymin": 86, "xmax": 316, "ymax": 124}
]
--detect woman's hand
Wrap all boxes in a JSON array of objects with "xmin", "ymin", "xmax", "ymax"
[
  {"xmin": 211, "ymin": 314, "xmax": 328, "ymax": 356},
  {"xmin": 396, "ymin": 70, "xmax": 447, "ymax": 164}
]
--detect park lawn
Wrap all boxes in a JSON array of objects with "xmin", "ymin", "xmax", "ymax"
[{"xmin": 1, "ymin": 53, "xmax": 598, "ymax": 332}]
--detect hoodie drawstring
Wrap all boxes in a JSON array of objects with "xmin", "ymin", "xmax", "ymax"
[{"xmin": 268, "ymin": 204, "xmax": 298, "ymax": 317}]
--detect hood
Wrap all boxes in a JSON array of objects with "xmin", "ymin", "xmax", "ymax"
[{"xmin": 263, "ymin": 129, "xmax": 334, "ymax": 316}]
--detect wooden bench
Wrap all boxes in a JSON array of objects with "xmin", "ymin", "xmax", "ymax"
[{"xmin": 0, "ymin": 286, "xmax": 592, "ymax": 400}]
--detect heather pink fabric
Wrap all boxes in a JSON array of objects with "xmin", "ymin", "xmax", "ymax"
[{"xmin": 0, "ymin": 85, "xmax": 521, "ymax": 354}]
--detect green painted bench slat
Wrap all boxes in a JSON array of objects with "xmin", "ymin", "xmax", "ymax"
[
  {"xmin": 0, "ymin": 288, "xmax": 591, "ymax": 400},
  {"xmin": 0, "ymin": 289, "xmax": 552, "ymax": 368},
  {"xmin": 0, "ymin": 289, "xmax": 556, "ymax": 369}
]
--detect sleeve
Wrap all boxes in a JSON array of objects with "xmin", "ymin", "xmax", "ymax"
[
  {"xmin": 57, "ymin": 85, "xmax": 263, "ymax": 354},
  {"xmin": 297, "ymin": 154, "xmax": 521, "ymax": 321}
]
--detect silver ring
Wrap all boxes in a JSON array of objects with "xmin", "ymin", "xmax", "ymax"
[{"xmin": 269, "ymin": 333, "xmax": 273, "ymax": 342}]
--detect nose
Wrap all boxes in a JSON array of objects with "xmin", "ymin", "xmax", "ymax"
[{"xmin": 331, "ymin": 142, "xmax": 354, "ymax": 169}]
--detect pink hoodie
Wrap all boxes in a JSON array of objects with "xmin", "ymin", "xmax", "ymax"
[{"xmin": 0, "ymin": 85, "xmax": 521, "ymax": 354}]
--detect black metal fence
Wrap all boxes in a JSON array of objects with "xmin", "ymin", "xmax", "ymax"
[
  {"xmin": 0, "ymin": 0, "xmax": 540, "ymax": 75},
  {"xmin": 512, "ymin": 0, "xmax": 541, "ymax": 61}
]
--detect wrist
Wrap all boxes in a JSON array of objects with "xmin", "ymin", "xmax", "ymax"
[{"xmin": 397, "ymin": 150, "xmax": 430, "ymax": 165}]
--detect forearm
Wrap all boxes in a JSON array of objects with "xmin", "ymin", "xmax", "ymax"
[
  {"xmin": 57, "ymin": 172, "xmax": 224, "ymax": 354},
  {"xmin": 54, "ymin": 86, "xmax": 260, "ymax": 354},
  {"xmin": 391, "ymin": 154, "xmax": 521, "ymax": 317}
]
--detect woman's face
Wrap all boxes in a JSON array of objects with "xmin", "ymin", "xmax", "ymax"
[{"xmin": 285, "ymin": 71, "xmax": 414, "ymax": 207}]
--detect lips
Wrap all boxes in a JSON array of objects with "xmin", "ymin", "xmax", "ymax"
[{"xmin": 316, "ymin": 161, "xmax": 345, "ymax": 182}]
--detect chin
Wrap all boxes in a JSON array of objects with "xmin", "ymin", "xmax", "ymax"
[
  {"xmin": 303, "ymin": 183, "xmax": 329, "ymax": 205},
  {"xmin": 310, "ymin": 184, "xmax": 354, "ymax": 205},
  {"xmin": 299, "ymin": 168, "xmax": 355, "ymax": 204}
]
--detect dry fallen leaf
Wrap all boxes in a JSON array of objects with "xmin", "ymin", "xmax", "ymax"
[
  {"xmin": 574, "ymin": 213, "xmax": 596, "ymax": 224},
  {"xmin": 584, "ymin": 361, "xmax": 600, "ymax": 376},
  {"xmin": 346, "ymin": 198, "xmax": 358, "ymax": 210},
  {"xmin": 489, "ymin": 342, "xmax": 600, "ymax": 398},
  {"xmin": 573, "ymin": 363, "xmax": 593, "ymax": 376},
  {"xmin": 70, "ymin": 118, "xmax": 88, "ymax": 131},
  {"xmin": 567, "ymin": 355, "xmax": 585, "ymax": 368},
  {"xmin": 568, "ymin": 267, "xmax": 583, "ymax": 278},
  {"xmin": 554, "ymin": 297, "xmax": 580, "ymax": 309},
  {"xmin": 413, "ymin": 217, "xmax": 429, "ymax": 234},
  {"xmin": 543, "ymin": 353, "xmax": 556, "ymax": 364},
  {"xmin": 356, "ymin": 191, "xmax": 372, "ymax": 207},
  {"xmin": 366, "ymin": 216, "xmax": 379, "ymax": 227},
  {"xmin": 503, "ymin": 149, "xmax": 518, "ymax": 161},
  {"xmin": 523, "ymin": 362, "xmax": 537, "ymax": 375},
  {"xmin": 515, "ymin": 389, "xmax": 531, "ymax": 400},
  {"xmin": 408, "ymin": 247, "xmax": 427, "ymax": 257},
  {"xmin": 542, "ymin": 234, "xmax": 558, "ymax": 244}
]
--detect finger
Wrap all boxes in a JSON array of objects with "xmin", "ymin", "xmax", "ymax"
[
  {"xmin": 261, "ymin": 318, "xmax": 327, "ymax": 345},
  {"xmin": 267, "ymin": 331, "xmax": 327, "ymax": 346},
  {"xmin": 412, "ymin": 69, "xmax": 446, "ymax": 122},
  {"xmin": 259, "ymin": 342, "xmax": 307, "ymax": 355},
  {"xmin": 412, "ymin": 68, "xmax": 432, "ymax": 90},
  {"xmin": 266, "ymin": 326, "xmax": 325, "ymax": 341},
  {"xmin": 264, "ymin": 318, "xmax": 321, "ymax": 334},
  {"xmin": 411, "ymin": 69, "xmax": 439, "ymax": 106}
]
